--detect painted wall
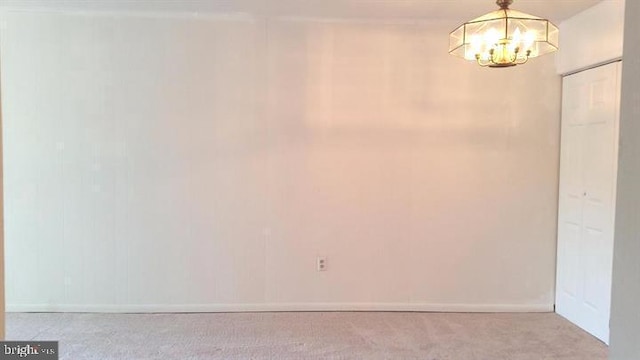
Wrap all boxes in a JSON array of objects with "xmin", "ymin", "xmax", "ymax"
[
  {"xmin": 555, "ymin": 0, "xmax": 625, "ymax": 75},
  {"xmin": 0, "ymin": 61, "xmax": 4, "ymax": 338},
  {"xmin": 610, "ymin": 0, "xmax": 640, "ymax": 358},
  {"xmin": 0, "ymin": 11, "xmax": 562, "ymax": 312}
]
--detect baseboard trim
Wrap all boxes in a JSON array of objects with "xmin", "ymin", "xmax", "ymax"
[{"xmin": 7, "ymin": 302, "xmax": 554, "ymax": 313}]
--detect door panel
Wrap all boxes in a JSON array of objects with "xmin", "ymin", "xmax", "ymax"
[
  {"xmin": 560, "ymin": 222, "xmax": 581, "ymax": 299},
  {"xmin": 556, "ymin": 61, "xmax": 621, "ymax": 344}
]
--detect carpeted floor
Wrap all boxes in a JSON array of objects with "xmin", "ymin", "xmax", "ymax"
[{"xmin": 6, "ymin": 312, "xmax": 607, "ymax": 360}]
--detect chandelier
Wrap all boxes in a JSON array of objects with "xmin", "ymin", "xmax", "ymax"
[{"xmin": 449, "ymin": 0, "xmax": 559, "ymax": 67}]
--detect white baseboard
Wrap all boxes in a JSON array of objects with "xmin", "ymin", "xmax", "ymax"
[{"xmin": 7, "ymin": 302, "xmax": 554, "ymax": 313}]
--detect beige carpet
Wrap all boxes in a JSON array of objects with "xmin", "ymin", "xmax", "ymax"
[{"xmin": 6, "ymin": 312, "xmax": 607, "ymax": 360}]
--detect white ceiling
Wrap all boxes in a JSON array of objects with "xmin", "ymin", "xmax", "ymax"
[{"xmin": 0, "ymin": 0, "xmax": 605, "ymax": 22}]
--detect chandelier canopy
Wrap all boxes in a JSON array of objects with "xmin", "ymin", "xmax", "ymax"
[{"xmin": 449, "ymin": 0, "xmax": 559, "ymax": 67}]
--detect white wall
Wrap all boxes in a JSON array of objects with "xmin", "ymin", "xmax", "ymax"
[
  {"xmin": 0, "ymin": 10, "xmax": 562, "ymax": 312},
  {"xmin": 0, "ymin": 61, "xmax": 4, "ymax": 337},
  {"xmin": 555, "ymin": 0, "xmax": 625, "ymax": 75},
  {"xmin": 610, "ymin": 0, "xmax": 640, "ymax": 357}
]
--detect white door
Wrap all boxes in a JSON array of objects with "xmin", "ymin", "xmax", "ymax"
[{"xmin": 556, "ymin": 61, "xmax": 621, "ymax": 344}]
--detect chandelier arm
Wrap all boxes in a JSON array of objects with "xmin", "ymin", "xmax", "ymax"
[
  {"xmin": 518, "ymin": 49, "xmax": 532, "ymax": 65},
  {"xmin": 476, "ymin": 57, "xmax": 492, "ymax": 67},
  {"xmin": 511, "ymin": 47, "xmax": 520, "ymax": 63}
]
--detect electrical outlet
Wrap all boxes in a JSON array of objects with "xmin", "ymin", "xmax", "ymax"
[{"xmin": 317, "ymin": 256, "xmax": 327, "ymax": 271}]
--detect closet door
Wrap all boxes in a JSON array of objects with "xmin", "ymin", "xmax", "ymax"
[{"xmin": 556, "ymin": 61, "xmax": 621, "ymax": 344}]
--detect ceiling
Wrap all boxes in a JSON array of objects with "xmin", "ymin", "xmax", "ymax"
[{"xmin": 0, "ymin": 0, "xmax": 605, "ymax": 22}]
